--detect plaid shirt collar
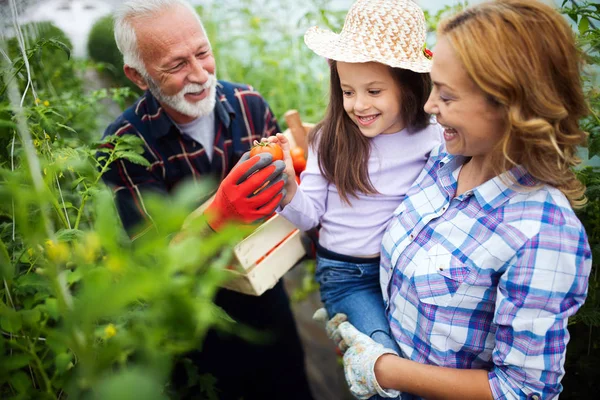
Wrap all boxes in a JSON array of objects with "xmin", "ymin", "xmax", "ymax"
[
  {"xmin": 142, "ymin": 81, "xmax": 236, "ymax": 140},
  {"xmin": 436, "ymin": 152, "xmax": 539, "ymax": 212}
]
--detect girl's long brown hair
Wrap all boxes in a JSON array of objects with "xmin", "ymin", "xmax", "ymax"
[
  {"xmin": 439, "ymin": 0, "xmax": 589, "ymax": 208},
  {"xmin": 309, "ymin": 60, "xmax": 432, "ymax": 204}
]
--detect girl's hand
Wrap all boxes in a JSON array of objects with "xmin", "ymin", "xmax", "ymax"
[{"xmin": 260, "ymin": 133, "xmax": 297, "ymax": 207}]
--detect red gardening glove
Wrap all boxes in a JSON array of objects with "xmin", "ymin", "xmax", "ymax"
[{"xmin": 204, "ymin": 152, "xmax": 287, "ymax": 231}]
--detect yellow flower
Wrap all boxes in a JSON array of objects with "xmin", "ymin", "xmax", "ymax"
[
  {"xmin": 43, "ymin": 100, "xmax": 50, "ymax": 107},
  {"xmin": 35, "ymin": 98, "xmax": 41, "ymax": 105},
  {"xmin": 33, "ymin": 139, "xmax": 41, "ymax": 148},
  {"xmin": 27, "ymin": 248, "xmax": 34, "ymax": 258},
  {"xmin": 77, "ymin": 232, "xmax": 101, "ymax": 263},
  {"xmin": 250, "ymin": 16, "xmax": 261, "ymax": 29},
  {"xmin": 45, "ymin": 240, "xmax": 69, "ymax": 263},
  {"xmin": 106, "ymin": 256, "xmax": 124, "ymax": 273},
  {"xmin": 104, "ymin": 324, "xmax": 117, "ymax": 339}
]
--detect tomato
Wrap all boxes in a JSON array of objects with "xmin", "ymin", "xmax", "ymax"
[
  {"xmin": 289, "ymin": 146, "xmax": 307, "ymax": 175},
  {"xmin": 295, "ymin": 175, "xmax": 301, "ymax": 184},
  {"xmin": 250, "ymin": 142, "xmax": 284, "ymax": 161},
  {"xmin": 290, "ymin": 146, "xmax": 305, "ymax": 160},
  {"xmin": 293, "ymin": 156, "xmax": 307, "ymax": 175}
]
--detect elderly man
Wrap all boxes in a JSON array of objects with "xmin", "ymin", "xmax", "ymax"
[{"xmin": 98, "ymin": 1, "xmax": 314, "ymax": 399}]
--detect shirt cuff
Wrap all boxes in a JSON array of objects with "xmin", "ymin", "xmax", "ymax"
[
  {"xmin": 488, "ymin": 368, "xmax": 543, "ymax": 400},
  {"xmin": 373, "ymin": 351, "xmax": 402, "ymax": 399}
]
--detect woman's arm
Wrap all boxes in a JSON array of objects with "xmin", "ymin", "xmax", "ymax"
[
  {"xmin": 332, "ymin": 319, "xmax": 493, "ymax": 400},
  {"xmin": 486, "ymin": 222, "xmax": 591, "ymax": 399},
  {"xmin": 375, "ymin": 354, "xmax": 493, "ymax": 400}
]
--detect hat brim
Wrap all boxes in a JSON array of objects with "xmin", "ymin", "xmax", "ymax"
[{"xmin": 304, "ymin": 26, "xmax": 432, "ymax": 73}]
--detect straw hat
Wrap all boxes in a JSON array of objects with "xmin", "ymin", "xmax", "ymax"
[{"xmin": 304, "ymin": 0, "xmax": 432, "ymax": 73}]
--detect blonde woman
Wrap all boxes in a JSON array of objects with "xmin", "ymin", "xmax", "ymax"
[{"xmin": 324, "ymin": 1, "xmax": 592, "ymax": 399}]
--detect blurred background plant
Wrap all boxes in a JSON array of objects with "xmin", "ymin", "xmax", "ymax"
[
  {"xmin": 562, "ymin": 1, "xmax": 600, "ymax": 398},
  {"xmin": 0, "ymin": 0, "xmax": 598, "ymax": 398}
]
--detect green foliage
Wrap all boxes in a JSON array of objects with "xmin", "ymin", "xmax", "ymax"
[
  {"xmin": 561, "ymin": 1, "xmax": 600, "ymax": 398},
  {"xmin": 87, "ymin": 15, "xmax": 140, "ymax": 93},
  {"xmin": 0, "ymin": 17, "xmax": 248, "ymax": 400},
  {"xmin": 202, "ymin": 0, "xmax": 345, "ymax": 125},
  {"xmin": 2, "ymin": 22, "xmax": 76, "ymax": 96},
  {"xmin": 423, "ymin": 2, "xmax": 469, "ymax": 35}
]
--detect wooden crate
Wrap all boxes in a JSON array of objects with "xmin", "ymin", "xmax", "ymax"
[
  {"xmin": 222, "ymin": 216, "xmax": 306, "ymax": 295},
  {"xmin": 187, "ymin": 196, "xmax": 306, "ymax": 296}
]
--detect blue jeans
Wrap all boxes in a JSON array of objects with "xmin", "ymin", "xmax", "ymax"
[{"xmin": 316, "ymin": 246, "xmax": 401, "ymax": 400}]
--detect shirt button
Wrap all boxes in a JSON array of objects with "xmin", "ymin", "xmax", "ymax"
[
  {"xmin": 442, "ymin": 206, "xmax": 447, "ymax": 212},
  {"xmin": 527, "ymin": 394, "xmax": 541, "ymax": 400},
  {"xmin": 438, "ymin": 266, "xmax": 444, "ymax": 271},
  {"xmin": 409, "ymin": 234, "xmax": 414, "ymax": 240}
]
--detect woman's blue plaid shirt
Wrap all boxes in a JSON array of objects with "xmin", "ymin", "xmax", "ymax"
[{"xmin": 381, "ymin": 144, "xmax": 591, "ymax": 400}]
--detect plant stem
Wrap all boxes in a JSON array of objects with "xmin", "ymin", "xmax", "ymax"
[
  {"xmin": 73, "ymin": 197, "xmax": 86, "ymax": 231},
  {"xmin": 73, "ymin": 142, "xmax": 119, "ymax": 230}
]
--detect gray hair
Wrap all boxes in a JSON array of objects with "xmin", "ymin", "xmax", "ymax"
[{"xmin": 113, "ymin": 0, "xmax": 208, "ymax": 74}]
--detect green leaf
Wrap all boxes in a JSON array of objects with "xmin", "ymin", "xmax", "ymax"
[
  {"xmin": 568, "ymin": 12, "xmax": 578, "ymax": 23},
  {"xmin": 9, "ymin": 371, "xmax": 31, "ymax": 393},
  {"xmin": 589, "ymin": 134, "xmax": 600, "ymax": 159},
  {"xmin": 579, "ymin": 17, "xmax": 590, "ymax": 35},
  {"xmin": 56, "ymin": 123, "xmax": 78, "ymax": 134},
  {"xmin": 1, "ymin": 354, "xmax": 32, "ymax": 372},
  {"xmin": 55, "ymin": 352, "xmax": 73, "ymax": 373},
  {"xmin": 0, "ymin": 311, "xmax": 22, "ymax": 333},
  {"xmin": 71, "ymin": 176, "xmax": 86, "ymax": 189},
  {"xmin": 45, "ymin": 298, "xmax": 59, "ymax": 320},
  {"xmin": 56, "ymin": 228, "xmax": 84, "ymax": 242},
  {"xmin": 20, "ymin": 308, "xmax": 41, "ymax": 327},
  {"xmin": 94, "ymin": 368, "xmax": 168, "ymax": 400},
  {"xmin": 65, "ymin": 268, "xmax": 83, "ymax": 285},
  {"xmin": 46, "ymin": 38, "xmax": 71, "ymax": 60},
  {"xmin": 198, "ymin": 374, "xmax": 220, "ymax": 400},
  {"xmin": 0, "ymin": 238, "xmax": 13, "ymax": 282},
  {"xmin": 16, "ymin": 273, "xmax": 51, "ymax": 293},
  {"xmin": 0, "ymin": 119, "xmax": 17, "ymax": 129},
  {"xmin": 116, "ymin": 151, "xmax": 151, "ymax": 167}
]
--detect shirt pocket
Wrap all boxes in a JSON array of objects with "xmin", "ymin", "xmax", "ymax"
[{"xmin": 413, "ymin": 244, "xmax": 470, "ymax": 307}]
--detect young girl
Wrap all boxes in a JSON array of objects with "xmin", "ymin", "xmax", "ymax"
[{"xmin": 269, "ymin": 1, "xmax": 442, "ymax": 396}]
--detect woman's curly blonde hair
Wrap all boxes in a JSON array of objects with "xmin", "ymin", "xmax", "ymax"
[{"xmin": 439, "ymin": 0, "xmax": 589, "ymax": 208}]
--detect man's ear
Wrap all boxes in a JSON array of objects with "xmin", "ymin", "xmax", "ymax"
[{"xmin": 124, "ymin": 65, "xmax": 149, "ymax": 91}]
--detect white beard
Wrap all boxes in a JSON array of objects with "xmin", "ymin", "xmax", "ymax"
[{"xmin": 147, "ymin": 73, "xmax": 217, "ymax": 118}]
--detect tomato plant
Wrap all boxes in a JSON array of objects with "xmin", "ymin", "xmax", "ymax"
[{"xmin": 250, "ymin": 142, "xmax": 284, "ymax": 161}]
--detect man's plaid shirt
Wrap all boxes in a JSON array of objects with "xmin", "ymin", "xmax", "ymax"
[
  {"xmin": 99, "ymin": 81, "xmax": 279, "ymax": 238},
  {"xmin": 380, "ymin": 145, "xmax": 591, "ymax": 399}
]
